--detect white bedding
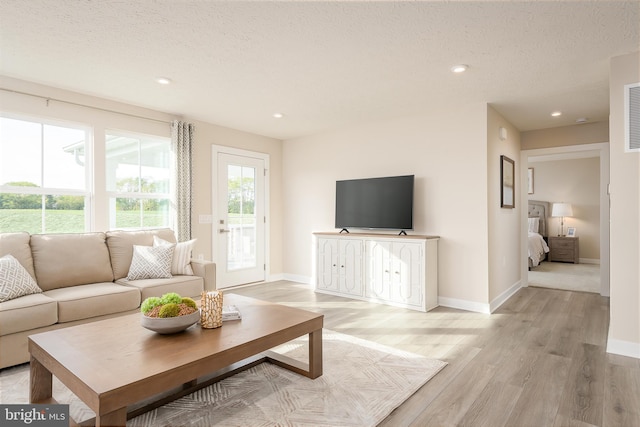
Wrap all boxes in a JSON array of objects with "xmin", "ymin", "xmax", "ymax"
[{"xmin": 528, "ymin": 231, "xmax": 549, "ymax": 267}]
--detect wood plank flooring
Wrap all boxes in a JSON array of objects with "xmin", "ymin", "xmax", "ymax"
[{"xmin": 227, "ymin": 281, "xmax": 640, "ymax": 427}]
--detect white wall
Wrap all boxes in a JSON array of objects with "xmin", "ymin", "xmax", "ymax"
[
  {"xmin": 608, "ymin": 51, "xmax": 640, "ymax": 358},
  {"xmin": 282, "ymin": 102, "xmax": 492, "ymax": 309},
  {"xmin": 487, "ymin": 106, "xmax": 522, "ymax": 308}
]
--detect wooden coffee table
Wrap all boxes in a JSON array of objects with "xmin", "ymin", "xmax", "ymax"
[{"xmin": 29, "ymin": 294, "xmax": 323, "ymax": 427}]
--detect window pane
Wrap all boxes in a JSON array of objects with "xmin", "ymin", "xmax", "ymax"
[
  {"xmin": 0, "ymin": 194, "xmax": 85, "ymax": 233},
  {"xmin": 113, "ymin": 197, "xmax": 170, "ymax": 229},
  {"xmin": 106, "ymin": 134, "xmax": 141, "ymax": 192},
  {"xmin": 43, "ymin": 124, "xmax": 86, "ymax": 189},
  {"xmin": 1, "ymin": 117, "xmax": 89, "ymax": 234},
  {"xmin": 106, "ymin": 133, "xmax": 170, "ymax": 193},
  {"xmin": 0, "ymin": 118, "xmax": 42, "ymax": 186},
  {"xmin": 44, "ymin": 194, "xmax": 85, "ymax": 233},
  {"xmin": 106, "ymin": 131, "xmax": 171, "ymax": 230},
  {"xmin": 226, "ymin": 165, "xmax": 256, "ymax": 271}
]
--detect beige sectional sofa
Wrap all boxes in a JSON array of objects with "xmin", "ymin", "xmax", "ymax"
[{"xmin": 0, "ymin": 228, "xmax": 215, "ymax": 369}]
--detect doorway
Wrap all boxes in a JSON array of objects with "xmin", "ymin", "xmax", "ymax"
[
  {"xmin": 212, "ymin": 146, "xmax": 269, "ymax": 289},
  {"xmin": 521, "ymin": 143, "xmax": 610, "ymax": 296}
]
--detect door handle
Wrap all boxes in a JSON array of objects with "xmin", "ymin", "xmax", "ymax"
[{"xmin": 219, "ymin": 228, "xmax": 231, "ymax": 233}]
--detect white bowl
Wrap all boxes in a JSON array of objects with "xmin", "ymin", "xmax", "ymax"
[{"xmin": 141, "ymin": 309, "xmax": 200, "ymax": 334}]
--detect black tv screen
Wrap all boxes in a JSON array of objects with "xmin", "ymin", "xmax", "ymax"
[{"xmin": 335, "ymin": 175, "xmax": 414, "ymax": 231}]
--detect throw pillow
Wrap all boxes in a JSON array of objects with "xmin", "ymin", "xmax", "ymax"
[
  {"xmin": 153, "ymin": 236, "xmax": 196, "ymax": 276},
  {"xmin": 127, "ymin": 244, "xmax": 175, "ymax": 280},
  {"xmin": 0, "ymin": 254, "xmax": 42, "ymax": 303}
]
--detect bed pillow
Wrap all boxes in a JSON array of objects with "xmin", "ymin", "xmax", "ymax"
[
  {"xmin": 153, "ymin": 236, "xmax": 196, "ymax": 276},
  {"xmin": 127, "ymin": 244, "xmax": 175, "ymax": 280},
  {"xmin": 528, "ymin": 217, "xmax": 540, "ymax": 233},
  {"xmin": 0, "ymin": 254, "xmax": 42, "ymax": 302}
]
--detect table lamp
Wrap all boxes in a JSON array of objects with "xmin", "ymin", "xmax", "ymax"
[{"xmin": 551, "ymin": 202, "xmax": 573, "ymax": 236}]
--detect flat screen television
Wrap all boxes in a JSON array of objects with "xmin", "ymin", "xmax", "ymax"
[{"xmin": 335, "ymin": 175, "xmax": 414, "ymax": 232}]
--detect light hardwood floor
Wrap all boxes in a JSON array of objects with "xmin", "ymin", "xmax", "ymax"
[{"xmin": 228, "ymin": 281, "xmax": 640, "ymax": 427}]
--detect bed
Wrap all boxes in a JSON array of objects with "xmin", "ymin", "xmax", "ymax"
[{"xmin": 528, "ymin": 200, "xmax": 550, "ymax": 268}]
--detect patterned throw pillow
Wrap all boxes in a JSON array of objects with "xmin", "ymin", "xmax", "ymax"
[
  {"xmin": 127, "ymin": 244, "xmax": 175, "ymax": 280},
  {"xmin": 153, "ymin": 236, "xmax": 196, "ymax": 276},
  {"xmin": 0, "ymin": 254, "xmax": 42, "ymax": 303}
]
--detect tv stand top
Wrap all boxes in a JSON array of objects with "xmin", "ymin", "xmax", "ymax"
[{"xmin": 314, "ymin": 231, "xmax": 440, "ymax": 240}]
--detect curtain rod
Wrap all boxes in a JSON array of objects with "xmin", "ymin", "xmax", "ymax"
[{"xmin": 0, "ymin": 87, "xmax": 173, "ymax": 125}]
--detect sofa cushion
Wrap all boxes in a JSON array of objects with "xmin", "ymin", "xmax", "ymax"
[
  {"xmin": 127, "ymin": 244, "xmax": 175, "ymax": 280},
  {"xmin": 44, "ymin": 282, "xmax": 141, "ymax": 323},
  {"xmin": 0, "ymin": 232, "xmax": 35, "ymax": 279},
  {"xmin": 30, "ymin": 232, "xmax": 114, "ymax": 291},
  {"xmin": 154, "ymin": 236, "xmax": 196, "ymax": 276},
  {"xmin": 117, "ymin": 275, "xmax": 204, "ymax": 300},
  {"xmin": 0, "ymin": 254, "xmax": 42, "ymax": 302},
  {"xmin": 106, "ymin": 229, "xmax": 177, "ymax": 280},
  {"xmin": 0, "ymin": 293, "xmax": 57, "ymax": 336}
]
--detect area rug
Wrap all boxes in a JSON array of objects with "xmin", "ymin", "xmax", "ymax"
[{"xmin": 0, "ymin": 330, "xmax": 446, "ymax": 427}]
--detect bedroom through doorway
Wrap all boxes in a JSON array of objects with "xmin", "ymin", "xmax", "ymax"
[{"xmin": 521, "ymin": 143, "xmax": 609, "ymax": 296}]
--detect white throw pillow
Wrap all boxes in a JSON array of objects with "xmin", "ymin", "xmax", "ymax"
[
  {"xmin": 0, "ymin": 254, "xmax": 42, "ymax": 302},
  {"xmin": 528, "ymin": 217, "xmax": 539, "ymax": 233},
  {"xmin": 127, "ymin": 244, "xmax": 175, "ymax": 280},
  {"xmin": 153, "ymin": 236, "xmax": 196, "ymax": 276}
]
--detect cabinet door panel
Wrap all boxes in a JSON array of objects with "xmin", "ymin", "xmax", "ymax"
[
  {"xmin": 365, "ymin": 240, "xmax": 392, "ymax": 299},
  {"xmin": 316, "ymin": 238, "xmax": 339, "ymax": 291},
  {"xmin": 339, "ymin": 239, "xmax": 363, "ymax": 296},
  {"xmin": 390, "ymin": 243, "xmax": 423, "ymax": 306}
]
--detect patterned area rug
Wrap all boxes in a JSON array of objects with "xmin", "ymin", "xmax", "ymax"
[{"xmin": 0, "ymin": 330, "xmax": 446, "ymax": 427}]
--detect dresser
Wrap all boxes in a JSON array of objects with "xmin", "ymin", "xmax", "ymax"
[{"xmin": 548, "ymin": 236, "xmax": 579, "ymax": 263}]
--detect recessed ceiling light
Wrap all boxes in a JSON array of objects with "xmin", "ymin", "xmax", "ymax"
[
  {"xmin": 451, "ymin": 64, "xmax": 469, "ymax": 73},
  {"xmin": 155, "ymin": 77, "xmax": 172, "ymax": 85},
  {"xmin": 272, "ymin": 113, "xmax": 284, "ymax": 119},
  {"xmin": 576, "ymin": 117, "xmax": 589, "ymax": 124},
  {"xmin": 551, "ymin": 111, "xmax": 562, "ymax": 117}
]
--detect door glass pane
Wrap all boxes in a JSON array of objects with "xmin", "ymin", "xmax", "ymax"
[{"xmin": 227, "ymin": 165, "xmax": 256, "ymax": 271}]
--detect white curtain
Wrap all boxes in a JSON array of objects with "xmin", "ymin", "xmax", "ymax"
[{"xmin": 171, "ymin": 120, "xmax": 194, "ymax": 242}]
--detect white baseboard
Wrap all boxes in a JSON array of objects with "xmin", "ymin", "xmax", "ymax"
[
  {"xmin": 267, "ymin": 273, "xmax": 285, "ymax": 282},
  {"xmin": 282, "ymin": 273, "xmax": 312, "ymax": 285},
  {"xmin": 490, "ymin": 280, "xmax": 522, "ymax": 313},
  {"xmin": 607, "ymin": 338, "xmax": 640, "ymax": 359},
  {"xmin": 438, "ymin": 296, "xmax": 491, "ymax": 314}
]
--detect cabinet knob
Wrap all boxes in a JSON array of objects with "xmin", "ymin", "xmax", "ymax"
[
  {"xmin": 341, "ymin": 265, "xmax": 345, "ymax": 268},
  {"xmin": 332, "ymin": 264, "xmax": 337, "ymax": 267}
]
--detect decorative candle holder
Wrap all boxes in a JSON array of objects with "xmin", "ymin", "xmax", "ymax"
[{"xmin": 200, "ymin": 290, "xmax": 223, "ymax": 328}]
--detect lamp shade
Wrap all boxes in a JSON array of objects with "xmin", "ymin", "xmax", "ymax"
[{"xmin": 552, "ymin": 203, "xmax": 573, "ymax": 217}]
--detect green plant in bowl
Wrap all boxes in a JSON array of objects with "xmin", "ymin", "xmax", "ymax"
[{"xmin": 140, "ymin": 292, "xmax": 200, "ymax": 334}]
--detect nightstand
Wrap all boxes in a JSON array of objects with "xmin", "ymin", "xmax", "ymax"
[{"xmin": 548, "ymin": 236, "xmax": 579, "ymax": 263}]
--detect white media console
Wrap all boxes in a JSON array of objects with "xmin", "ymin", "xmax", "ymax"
[{"xmin": 313, "ymin": 232, "xmax": 439, "ymax": 312}]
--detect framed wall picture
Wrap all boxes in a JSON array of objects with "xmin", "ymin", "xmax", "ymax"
[
  {"xmin": 528, "ymin": 168, "xmax": 534, "ymax": 194},
  {"xmin": 501, "ymin": 155, "xmax": 515, "ymax": 208},
  {"xmin": 567, "ymin": 227, "xmax": 576, "ymax": 237}
]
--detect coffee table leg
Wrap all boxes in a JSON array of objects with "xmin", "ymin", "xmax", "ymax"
[
  {"xmin": 29, "ymin": 355, "xmax": 52, "ymax": 403},
  {"xmin": 308, "ymin": 328, "xmax": 323, "ymax": 379},
  {"xmin": 96, "ymin": 407, "xmax": 127, "ymax": 427}
]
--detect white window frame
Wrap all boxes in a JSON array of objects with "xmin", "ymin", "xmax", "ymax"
[
  {"xmin": 105, "ymin": 129, "xmax": 174, "ymax": 230},
  {"xmin": 0, "ymin": 113, "xmax": 94, "ymax": 233}
]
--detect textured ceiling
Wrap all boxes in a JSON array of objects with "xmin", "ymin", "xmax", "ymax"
[{"xmin": 0, "ymin": 1, "xmax": 638, "ymax": 140}]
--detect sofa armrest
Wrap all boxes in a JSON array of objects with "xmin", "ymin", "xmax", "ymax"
[{"xmin": 190, "ymin": 259, "xmax": 216, "ymax": 292}]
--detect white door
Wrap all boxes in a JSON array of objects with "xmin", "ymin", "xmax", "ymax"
[{"xmin": 214, "ymin": 150, "xmax": 266, "ymax": 288}]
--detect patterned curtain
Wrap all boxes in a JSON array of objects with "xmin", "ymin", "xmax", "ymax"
[{"xmin": 171, "ymin": 120, "xmax": 194, "ymax": 242}]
